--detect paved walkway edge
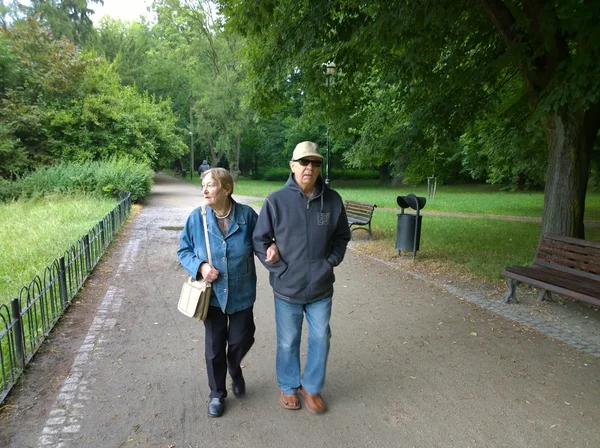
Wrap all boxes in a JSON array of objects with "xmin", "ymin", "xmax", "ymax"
[{"xmin": 357, "ymin": 249, "xmax": 600, "ymax": 358}]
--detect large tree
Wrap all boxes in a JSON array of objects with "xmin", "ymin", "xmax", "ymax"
[
  {"xmin": 219, "ymin": 0, "xmax": 600, "ymax": 239},
  {"xmin": 23, "ymin": 0, "xmax": 104, "ymax": 44}
]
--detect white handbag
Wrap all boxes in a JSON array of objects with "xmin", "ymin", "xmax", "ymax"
[
  {"xmin": 177, "ymin": 205, "xmax": 213, "ymax": 320},
  {"xmin": 178, "ymin": 277, "xmax": 211, "ymax": 319}
]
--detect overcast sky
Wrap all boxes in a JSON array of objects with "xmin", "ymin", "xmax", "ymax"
[{"xmin": 90, "ymin": 0, "xmax": 153, "ymax": 24}]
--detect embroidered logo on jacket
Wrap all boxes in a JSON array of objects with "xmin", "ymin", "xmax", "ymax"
[{"xmin": 317, "ymin": 213, "xmax": 331, "ymax": 225}]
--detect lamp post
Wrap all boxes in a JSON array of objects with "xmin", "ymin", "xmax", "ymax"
[
  {"xmin": 189, "ymin": 131, "xmax": 194, "ymax": 180},
  {"xmin": 324, "ymin": 61, "xmax": 336, "ymax": 187}
]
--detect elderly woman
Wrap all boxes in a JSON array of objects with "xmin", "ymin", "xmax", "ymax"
[{"xmin": 177, "ymin": 168, "xmax": 258, "ymax": 418}]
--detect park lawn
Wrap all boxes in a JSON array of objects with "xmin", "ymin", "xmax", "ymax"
[
  {"xmin": 0, "ymin": 195, "xmax": 116, "ymax": 308},
  {"xmin": 368, "ymin": 210, "xmax": 600, "ymax": 280},
  {"xmin": 175, "ymin": 173, "xmax": 600, "ymax": 281},
  {"xmin": 232, "ymin": 178, "xmax": 600, "ymax": 220},
  {"xmin": 177, "ymin": 170, "xmax": 600, "ymax": 220}
]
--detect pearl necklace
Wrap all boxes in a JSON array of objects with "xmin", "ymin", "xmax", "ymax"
[{"xmin": 214, "ymin": 202, "xmax": 233, "ymax": 220}]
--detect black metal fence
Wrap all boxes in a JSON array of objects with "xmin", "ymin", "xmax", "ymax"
[{"xmin": 0, "ymin": 193, "xmax": 132, "ymax": 403}]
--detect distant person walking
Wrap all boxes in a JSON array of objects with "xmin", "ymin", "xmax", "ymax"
[
  {"xmin": 252, "ymin": 141, "xmax": 351, "ymax": 414},
  {"xmin": 198, "ymin": 159, "xmax": 211, "ymax": 178}
]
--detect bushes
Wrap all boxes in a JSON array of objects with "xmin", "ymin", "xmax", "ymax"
[
  {"xmin": 255, "ymin": 168, "xmax": 378, "ymax": 182},
  {"xmin": 335, "ymin": 169, "xmax": 379, "ymax": 181},
  {"xmin": 259, "ymin": 167, "xmax": 290, "ymax": 181},
  {"xmin": 0, "ymin": 158, "xmax": 153, "ymax": 203}
]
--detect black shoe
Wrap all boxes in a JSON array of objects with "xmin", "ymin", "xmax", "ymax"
[
  {"xmin": 232, "ymin": 378, "xmax": 246, "ymax": 397},
  {"xmin": 207, "ymin": 398, "xmax": 225, "ymax": 418}
]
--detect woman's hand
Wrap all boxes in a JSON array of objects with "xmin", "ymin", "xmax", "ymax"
[
  {"xmin": 265, "ymin": 242, "xmax": 280, "ymax": 264},
  {"xmin": 199, "ymin": 262, "xmax": 219, "ymax": 282}
]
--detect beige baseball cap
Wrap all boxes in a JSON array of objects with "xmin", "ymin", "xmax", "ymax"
[{"xmin": 291, "ymin": 141, "xmax": 322, "ymax": 160}]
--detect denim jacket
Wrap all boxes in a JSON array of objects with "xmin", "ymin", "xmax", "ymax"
[{"xmin": 178, "ymin": 200, "xmax": 258, "ymax": 314}]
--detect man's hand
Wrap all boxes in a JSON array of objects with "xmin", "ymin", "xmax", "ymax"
[
  {"xmin": 265, "ymin": 242, "xmax": 280, "ymax": 264},
  {"xmin": 199, "ymin": 262, "xmax": 219, "ymax": 282}
]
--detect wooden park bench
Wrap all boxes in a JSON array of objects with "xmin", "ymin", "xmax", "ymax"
[
  {"xmin": 344, "ymin": 200, "xmax": 377, "ymax": 240},
  {"xmin": 502, "ymin": 234, "xmax": 600, "ymax": 307}
]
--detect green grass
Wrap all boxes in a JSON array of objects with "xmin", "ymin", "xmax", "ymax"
[
  {"xmin": 0, "ymin": 195, "xmax": 117, "ymax": 308},
  {"xmin": 173, "ymin": 173, "xmax": 600, "ymax": 281},
  {"xmin": 228, "ymin": 178, "xmax": 600, "ymax": 220},
  {"xmin": 371, "ymin": 210, "xmax": 599, "ymax": 280}
]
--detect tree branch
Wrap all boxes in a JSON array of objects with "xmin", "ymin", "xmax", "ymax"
[
  {"xmin": 478, "ymin": 0, "xmax": 542, "ymax": 105},
  {"xmin": 523, "ymin": 0, "xmax": 568, "ymax": 88}
]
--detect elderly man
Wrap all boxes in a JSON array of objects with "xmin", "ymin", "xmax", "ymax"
[{"xmin": 253, "ymin": 141, "xmax": 351, "ymax": 414}]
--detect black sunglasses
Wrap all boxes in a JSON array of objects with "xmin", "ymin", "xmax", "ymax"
[{"xmin": 295, "ymin": 159, "xmax": 323, "ymax": 167}]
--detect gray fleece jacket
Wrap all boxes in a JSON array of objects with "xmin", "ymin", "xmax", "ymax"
[{"xmin": 252, "ymin": 174, "xmax": 351, "ymax": 304}]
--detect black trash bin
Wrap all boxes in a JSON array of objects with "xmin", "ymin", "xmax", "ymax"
[{"xmin": 396, "ymin": 194, "xmax": 426, "ymax": 258}]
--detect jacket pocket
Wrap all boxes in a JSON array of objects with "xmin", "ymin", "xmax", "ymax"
[
  {"xmin": 233, "ymin": 270, "xmax": 258, "ymax": 303},
  {"xmin": 310, "ymin": 258, "xmax": 334, "ymax": 293}
]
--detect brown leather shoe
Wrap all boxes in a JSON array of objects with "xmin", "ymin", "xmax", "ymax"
[
  {"xmin": 279, "ymin": 391, "xmax": 301, "ymax": 410},
  {"xmin": 299, "ymin": 386, "xmax": 326, "ymax": 414}
]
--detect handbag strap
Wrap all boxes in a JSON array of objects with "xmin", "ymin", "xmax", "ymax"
[{"xmin": 201, "ymin": 205, "xmax": 213, "ymax": 267}]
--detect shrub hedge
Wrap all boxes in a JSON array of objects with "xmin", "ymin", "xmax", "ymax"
[{"xmin": 0, "ymin": 158, "xmax": 153, "ymax": 203}]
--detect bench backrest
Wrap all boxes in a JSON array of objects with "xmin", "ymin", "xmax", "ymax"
[
  {"xmin": 534, "ymin": 233, "xmax": 600, "ymax": 281},
  {"xmin": 344, "ymin": 201, "xmax": 377, "ymax": 218}
]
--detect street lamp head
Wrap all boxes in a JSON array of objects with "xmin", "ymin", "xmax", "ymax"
[{"xmin": 324, "ymin": 61, "xmax": 336, "ymax": 77}]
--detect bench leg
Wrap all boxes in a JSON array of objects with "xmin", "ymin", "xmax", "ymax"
[
  {"xmin": 503, "ymin": 278, "xmax": 519, "ymax": 304},
  {"xmin": 537, "ymin": 289, "xmax": 552, "ymax": 302}
]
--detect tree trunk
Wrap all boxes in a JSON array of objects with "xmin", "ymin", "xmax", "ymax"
[
  {"xmin": 379, "ymin": 163, "xmax": 391, "ymax": 183},
  {"xmin": 208, "ymin": 136, "xmax": 221, "ymax": 167},
  {"xmin": 478, "ymin": 0, "xmax": 600, "ymax": 240},
  {"xmin": 229, "ymin": 133, "xmax": 242, "ymax": 183},
  {"xmin": 541, "ymin": 106, "xmax": 595, "ymax": 239}
]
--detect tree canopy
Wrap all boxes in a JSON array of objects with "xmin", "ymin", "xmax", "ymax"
[
  {"xmin": 2, "ymin": 0, "xmax": 599, "ymax": 240},
  {"xmin": 217, "ymin": 0, "xmax": 600, "ymax": 238}
]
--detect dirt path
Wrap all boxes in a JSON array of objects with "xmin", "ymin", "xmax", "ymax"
[{"xmin": 0, "ymin": 173, "xmax": 598, "ymax": 448}]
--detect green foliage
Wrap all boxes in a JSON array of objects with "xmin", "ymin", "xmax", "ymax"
[
  {"xmin": 93, "ymin": 157, "xmax": 154, "ymax": 202},
  {"xmin": 258, "ymin": 167, "xmax": 290, "ymax": 182},
  {"xmin": 26, "ymin": 0, "xmax": 102, "ymax": 45},
  {"xmin": 48, "ymin": 59, "xmax": 188, "ymax": 170},
  {"xmin": 218, "ymin": 0, "xmax": 600, "ymax": 236},
  {"xmin": 0, "ymin": 122, "xmax": 28, "ymax": 178},
  {"xmin": 0, "ymin": 19, "xmax": 86, "ymax": 177},
  {"xmin": 0, "ymin": 18, "xmax": 187, "ymax": 178},
  {"xmin": 1, "ymin": 158, "xmax": 154, "ymax": 202},
  {"xmin": 459, "ymin": 81, "xmax": 547, "ymax": 190},
  {"xmin": 94, "ymin": 1, "xmax": 256, "ymax": 177},
  {"xmin": 335, "ymin": 169, "xmax": 379, "ymax": 181},
  {"xmin": 249, "ymin": 168, "xmax": 378, "ymax": 182}
]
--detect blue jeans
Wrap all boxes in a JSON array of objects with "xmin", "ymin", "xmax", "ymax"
[{"xmin": 274, "ymin": 296, "xmax": 332, "ymax": 395}]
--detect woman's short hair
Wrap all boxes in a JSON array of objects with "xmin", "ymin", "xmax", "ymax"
[{"xmin": 204, "ymin": 167, "xmax": 234, "ymax": 195}]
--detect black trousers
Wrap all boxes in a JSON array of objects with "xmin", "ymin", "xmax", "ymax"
[{"xmin": 203, "ymin": 305, "xmax": 255, "ymax": 399}]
